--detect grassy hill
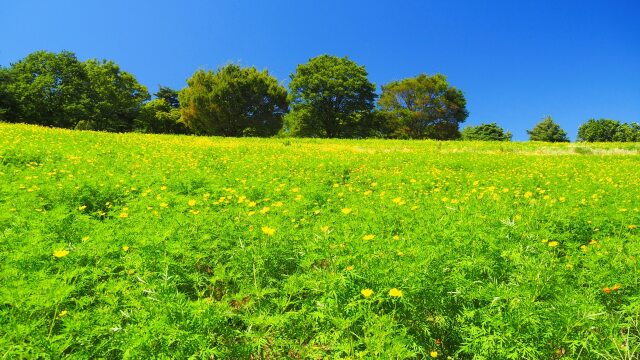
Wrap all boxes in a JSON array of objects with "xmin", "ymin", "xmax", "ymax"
[{"xmin": 1, "ymin": 123, "xmax": 639, "ymax": 358}]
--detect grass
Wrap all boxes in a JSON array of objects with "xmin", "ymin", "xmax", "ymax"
[{"xmin": 0, "ymin": 123, "xmax": 639, "ymax": 359}]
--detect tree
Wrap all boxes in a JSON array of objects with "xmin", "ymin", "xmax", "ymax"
[
  {"xmin": 179, "ymin": 64, "xmax": 288, "ymax": 137},
  {"xmin": 577, "ymin": 118, "xmax": 620, "ymax": 142},
  {"xmin": 83, "ymin": 59, "xmax": 150, "ymax": 132},
  {"xmin": 527, "ymin": 116, "xmax": 569, "ymax": 142},
  {"xmin": 377, "ymin": 74, "xmax": 468, "ymax": 140},
  {"xmin": 461, "ymin": 122, "xmax": 512, "ymax": 141},
  {"xmin": 285, "ymin": 55, "xmax": 376, "ymax": 138},
  {"xmin": 613, "ymin": 122, "xmax": 640, "ymax": 142},
  {"xmin": 3, "ymin": 50, "xmax": 90, "ymax": 128},
  {"xmin": 0, "ymin": 66, "xmax": 17, "ymax": 121},
  {"xmin": 134, "ymin": 98, "xmax": 186, "ymax": 134},
  {"xmin": 155, "ymin": 86, "xmax": 180, "ymax": 108}
]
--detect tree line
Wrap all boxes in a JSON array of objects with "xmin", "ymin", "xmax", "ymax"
[{"xmin": 1, "ymin": 50, "xmax": 638, "ymax": 142}]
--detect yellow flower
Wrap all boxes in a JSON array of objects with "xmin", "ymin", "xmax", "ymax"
[
  {"xmin": 58, "ymin": 310, "xmax": 68, "ymax": 318},
  {"xmin": 362, "ymin": 234, "xmax": 375, "ymax": 241},
  {"xmin": 53, "ymin": 249, "xmax": 69, "ymax": 258},
  {"xmin": 78, "ymin": 205, "xmax": 87, "ymax": 211},
  {"xmin": 341, "ymin": 208, "xmax": 352, "ymax": 215},
  {"xmin": 345, "ymin": 265, "xmax": 354, "ymax": 271},
  {"xmin": 119, "ymin": 212, "xmax": 128, "ymax": 218},
  {"xmin": 81, "ymin": 236, "xmax": 90, "ymax": 242},
  {"xmin": 122, "ymin": 245, "xmax": 129, "ymax": 252},
  {"xmin": 188, "ymin": 199, "xmax": 196, "ymax": 206},
  {"xmin": 629, "ymin": 224, "xmax": 638, "ymax": 230},
  {"xmin": 261, "ymin": 226, "xmax": 276, "ymax": 236},
  {"xmin": 260, "ymin": 206, "xmax": 270, "ymax": 214},
  {"xmin": 524, "ymin": 191, "xmax": 533, "ymax": 198},
  {"xmin": 248, "ymin": 201, "xmax": 257, "ymax": 207},
  {"xmin": 160, "ymin": 202, "xmax": 169, "ymax": 209},
  {"xmin": 389, "ymin": 288, "xmax": 403, "ymax": 297},
  {"xmin": 430, "ymin": 351, "xmax": 438, "ymax": 358},
  {"xmin": 320, "ymin": 226, "xmax": 330, "ymax": 233},
  {"xmin": 361, "ymin": 288, "xmax": 374, "ymax": 298},
  {"xmin": 548, "ymin": 241, "xmax": 559, "ymax": 247}
]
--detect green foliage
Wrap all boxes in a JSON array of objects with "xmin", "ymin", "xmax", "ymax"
[
  {"xmin": 83, "ymin": 59, "xmax": 150, "ymax": 132},
  {"xmin": 578, "ymin": 118, "xmax": 640, "ymax": 142},
  {"xmin": 613, "ymin": 122, "xmax": 640, "ymax": 142},
  {"xmin": 154, "ymin": 86, "xmax": 180, "ymax": 109},
  {"xmin": 179, "ymin": 64, "xmax": 288, "ymax": 137},
  {"xmin": 2, "ymin": 123, "xmax": 640, "ymax": 358},
  {"xmin": 2, "ymin": 51, "xmax": 90, "ymax": 128},
  {"xmin": 285, "ymin": 55, "xmax": 376, "ymax": 138},
  {"xmin": 134, "ymin": 99, "xmax": 186, "ymax": 134},
  {"xmin": 527, "ymin": 116, "xmax": 570, "ymax": 142},
  {"xmin": 461, "ymin": 122, "xmax": 512, "ymax": 141},
  {"xmin": 0, "ymin": 51, "xmax": 149, "ymax": 132},
  {"xmin": 378, "ymin": 74, "xmax": 468, "ymax": 140}
]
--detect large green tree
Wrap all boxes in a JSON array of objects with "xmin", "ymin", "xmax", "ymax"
[
  {"xmin": 461, "ymin": 122, "xmax": 512, "ymax": 141},
  {"xmin": 285, "ymin": 55, "xmax": 376, "ymax": 138},
  {"xmin": 377, "ymin": 74, "xmax": 468, "ymax": 139},
  {"xmin": 155, "ymin": 86, "xmax": 180, "ymax": 108},
  {"xmin": 527, "ymin": 116, "xmax": 569, "ymax": 142},
  {"xmin": 179, "ymin": 64, "xmax": 288, "ymax": 137},
  {"xmin": 83, "ymin": 59, "xmax": 150, "ymax": 132},
  {"xmin": 3, "ymin": 50, "xmax": 90, "ymax": 128}
]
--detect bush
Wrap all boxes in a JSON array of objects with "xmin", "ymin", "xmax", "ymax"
[{"xmin": 461, "ymin": 123, "xmax": 512, "ymax": 141}]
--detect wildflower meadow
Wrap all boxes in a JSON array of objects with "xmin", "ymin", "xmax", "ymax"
[{"xmin": 1, "ymin": 123, "xmax": 639, "ymax": 358}]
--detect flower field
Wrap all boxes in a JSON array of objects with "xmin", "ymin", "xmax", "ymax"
[{"xmin": 1, "ymin": 123, "xmax": 639, "ymax": 359}]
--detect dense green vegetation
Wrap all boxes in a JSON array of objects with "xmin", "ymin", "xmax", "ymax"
[
  {"xmin": 3, "ymin": 50, "xmax": 637, "ymax": 142},
  {"xmin": 1, "ymin": 123, "xmax": 639, "ymax": 358}
]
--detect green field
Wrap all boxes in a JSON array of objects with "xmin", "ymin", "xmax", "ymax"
[{"xmin": 1, "ymin": 123, "xmax": 639, "ymax": 359}]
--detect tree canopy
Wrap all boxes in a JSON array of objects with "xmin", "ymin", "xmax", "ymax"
[
  {"xmin": 377, "ymin": 74, "xmax": 468, "ymax": 139},
  {"xmin": 577, "ymin": 118, "xmax": 640, "ymax": 142},
  {"xmin": 527, "ymin": 116, "xmax": 569, "ymax": 142},
  {"xmin": 1, "ymin": 50, "xmax": 149, "ymax": 131},
  {"xmin": 285, "ymin": 55, "xmax": 376, "ymax": 138},
  {"xmin": 461, "ymin": 122, "xmax": 512, "ymax": 141},
  {"xmin": 179, "ymin": 65, "xmax": 288, "ymax": 137}
]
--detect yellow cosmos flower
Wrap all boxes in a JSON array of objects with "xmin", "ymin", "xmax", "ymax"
[
  {"xmin": 629, "ymin": 224, "xmax": 637, "ymax": 230},
  {"xmin": 345, "ymin": 265, "xmax": 354, "ymax": 271},
  {"xmin": 389, "ymin": 288, "xmax": 403, "ymax": 297},
  {"xmin": 362, "ymin": 234, "xmax": 375, "ymax": 241},
  {"xmin": 188, "ymin": 199, "xmax": 196, "ymax": 206},
  {"xmin": 78, "ymin": 205, "xmax": 87, "ymax": 211},
  {"xmin": 361, "ymin": 288, "xmax": 373, "ymax": 298},
  {"xmin": 160, "ymin": 202, "xmax": 169, "ymax": 209},
  {"xmin": 122, "ymin": 245, "xmax": 130, "ymax": 252},
  {"xmin": 430, "ymin": 351, "xmax": 438, "ymax": 358},
  {"xmin": 548, "ymin": 241, "xmax": 559, "ymax": 247},
  {"xmin": 341, "ymin": 208, "xmax": 352, "ymax": 215},
  {"xmin": 119, "ymin": 212, "xmax": 128, "ymax": 218},
  {"xmin": 53, "ymin": 249, "xmax": 69, "ymax": 258},
  {"xmin": 320, "ymin": 226, "xmax": 330, "ymax": 233},
  {"xmin": 260, "ymin": 206, "xmax": 270, "ymax": 214},
  {"xmin": 261, "ymin": 226, "xmax": 276, "ymax": 236}
]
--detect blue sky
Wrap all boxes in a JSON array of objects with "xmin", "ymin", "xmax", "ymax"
[{"xmin": 1, "ymin": 0, "xmax": 639, "ymax": 140}]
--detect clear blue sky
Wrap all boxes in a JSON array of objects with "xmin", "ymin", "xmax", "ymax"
[{"xmin": 2, "ymin": 0, "xmax": 639, "ymax": 140}]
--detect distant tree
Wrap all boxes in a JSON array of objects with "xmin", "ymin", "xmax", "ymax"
[
  {"xmin": 3, "ymin": 50, "xmax": 90, "ymax": 128},
  {"xmin": 461, "ymin": 122, "xmax": 512, "ymax": 141},
  {"xmin": 613, "ymin": 122, "xmax": 640, "ymax": 142},
  {"xmin": 83, "ymin": 59, "xmax": 150, "ymax": 132},
  {"xmin": 285, "ymin": 55, "xmax": 376, "ymax": 138},
  {"xmin": 0, "ymin": 66, "xmax": 17, "ymax": 121},
  {"xmin": 155, "ymin": 86, "xmax": 180, "ymax": 108},
  {"xmin": 577, "ymin": 118, "xmax": 620, "ymax": 142},
  {"xmin": 527, "ymin": 116, "xmax": 569, "ymax": 142},
  {"xmin": 179, "ymin": 64, "xmax": 288, "ymax": 137},
  {"xmin": 134, "ymin": 98, "xmax": 186, "ymax": 134},
  {"xmin": 377, "ymin": 74, "xmax": 468, "ymax": 140}
]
